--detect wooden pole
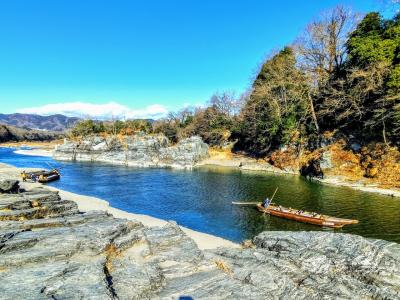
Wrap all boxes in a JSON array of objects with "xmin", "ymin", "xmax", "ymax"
[
  {"xmin": 231, "ymin": 202, "xmax": 259, "ymax": 206},
  {"xmin": 270, "ymin": 187, "xmax": 279, "ymax": 201}
]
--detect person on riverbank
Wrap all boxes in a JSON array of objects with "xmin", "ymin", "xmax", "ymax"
[{"xmin": 21, "ymin": 170, "xmax": 27, "ymax": 182}]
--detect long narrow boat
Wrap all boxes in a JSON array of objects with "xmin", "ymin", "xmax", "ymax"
[
  {"xmin": 26, "ymin": 170, "xmax": 47, "ymax": 179},
  {"xmin": 256, "ymin": 204, "xmax": 358, "ymax": 228},
  {"xmin": 37, "ymin": 171, "xmax": 60, "ymax": 183},
  {"xmin": 26, "ymin": 169, "xmax": 61, "ymax": 183}
]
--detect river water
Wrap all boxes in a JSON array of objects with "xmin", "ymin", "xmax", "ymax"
[{"xmin": 1, "ymin": 147, "xmax": 399, "ymax": 243}]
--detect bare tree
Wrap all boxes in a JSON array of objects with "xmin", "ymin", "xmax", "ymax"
[
  {"xmin": 294, "ymin": 6, "xmax": 359, "ymax": 133},
  {"xmin": 209, "ymin": 91, "xmax": 239, "ymax": 116},
  {"xmin": 295, "ymin": 6, "xmax": 358, "ymax": 84}
]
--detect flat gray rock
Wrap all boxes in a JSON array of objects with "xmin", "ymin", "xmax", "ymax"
[
  {"xmin": 0, "ymin": 179, "xmax": 19, "ymax": 193},
  {"xmin": 0, "ymin": 181, "xmax": 399, "ymax": 299}
]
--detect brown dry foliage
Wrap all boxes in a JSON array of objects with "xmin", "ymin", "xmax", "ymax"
[
  {"xmin": 269, "ymin": 148, "xmax": 300, "ymax": 170},
  {"xmin": 265, "ymin": 138, "xmax": 400, "ymax": 190},
  {"xmin": 326, "ymin": 142, "xmax": 364, "ymax": 180},
  {"xmin": 365, "ymin": 145, "xmax": 400, "ymax": 189}
]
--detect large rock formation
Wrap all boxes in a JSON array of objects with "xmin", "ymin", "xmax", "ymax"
[
  {"xmin": 0, "ymin": 180, "xmax": 399, "ymax": 299},
  {"xmin": 53, "ymin": 135, "xmax": 209, "ymax": 168}
]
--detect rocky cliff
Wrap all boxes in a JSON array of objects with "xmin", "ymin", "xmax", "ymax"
[
  {"xmin": 53, "ymin": 135, "xmax": 209, "ymax": 168},
  {"xmin": 0, "ymin": 180, "xmax": 399, "ymax": 299}
]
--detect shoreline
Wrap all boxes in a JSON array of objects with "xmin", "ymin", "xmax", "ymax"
[
  {"xmin": 0, "ymin": 162, "xmax": 238, "ymax": 250},
  {"xmin": 14, "ymin": 149, "xmax": 53, "ymax": 157},
  {"xmin": 197, "ymin": 157, "xmax": 400, "ymax": 198},
  {"xmin": 8, "ymin": 146, "xmax": 400, "ymax": 198}
]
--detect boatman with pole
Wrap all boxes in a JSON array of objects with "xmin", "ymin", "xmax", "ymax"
[
  {"xmin": 263, "ymin": 187, "xmax": 279, "ymax": 208},
  {"xmin": 262, "ymin": 197, "xmax": 271, "ymax": 208}
]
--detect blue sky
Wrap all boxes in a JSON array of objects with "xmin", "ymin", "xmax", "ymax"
[{"xmin": 0, "ymin": 0, "xmax": 394, "ymax": 118}]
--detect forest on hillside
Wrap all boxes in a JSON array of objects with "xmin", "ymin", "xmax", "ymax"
[{"xmin": 72, "ymin": 7, "xmax": 400, "ymax": 157}]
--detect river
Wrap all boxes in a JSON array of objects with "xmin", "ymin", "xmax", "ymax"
[{"xmin": 1, "ymin": 147, "xmax": 399, "ymax": 243}]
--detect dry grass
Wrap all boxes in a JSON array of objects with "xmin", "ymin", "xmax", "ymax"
[
  {"xmin": 208, "ymin": 147, "xmax": 235, "ymax": 160},
  {"xmin": 241, "ymin": 239, "xmax": 255, "ymax": 248},
  {"xmin": 214, "ymin": 259, "xmax": 232, "ymax": 274}
]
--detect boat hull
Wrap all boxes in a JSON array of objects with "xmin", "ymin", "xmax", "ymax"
[
  {"xmin": 27, "ymin": 169, "xmax": 61, "ymax": 183},
  {"xmin": 257, "ymin": 204, "xmax": 358, "ymax": 228},
  {"xmin": 38, "ymin": 174, "xmax": 60, "ymax": 183}
]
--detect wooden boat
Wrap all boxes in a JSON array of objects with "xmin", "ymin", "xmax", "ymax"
[
  {"xmin": 25, "ymin": 170, "xmax": 47, "ymax": 179},
  {"xmin": 25, "ymin": 169, "xmax": 61, "ymax": 183},
  {"xmin": 256, "ymin": 204, "xmax": 358, "ymax": 228},
  {"xmin": 37, "ymin": 170, "xmax": 60, "ymax": 183}
]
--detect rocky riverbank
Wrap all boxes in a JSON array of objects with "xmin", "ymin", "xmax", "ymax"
[
  {"xmin": 53, "ymin": 135, "xmax": 209, "ymax": 169},
  {"xmin": 0, "ymin": 162, "xmax": 237, "ymax": 250},
  {"xmin": 9, "ymin": 138, "xmax": 400, "ymax": 198},
  {"xmin": 0, "ymin": 167, "xmax": 399, "ymax": 298},
  {"xmin": 198, "ymin": 147, "xmax": 400, "ymax": 198}
]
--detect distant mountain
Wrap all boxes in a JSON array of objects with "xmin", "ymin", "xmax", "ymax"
[
  {"xmin": 0, "ymin": 113, "xmax": 80, "ymax": 132},
  {"xmin": 0, "ymin": 124, "xmax": 64, "ymax": 143}
]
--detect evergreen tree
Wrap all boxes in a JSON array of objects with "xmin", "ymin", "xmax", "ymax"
[{"xmin": 236, "ymin": 47, "xmax": 309, "ymax": 155}]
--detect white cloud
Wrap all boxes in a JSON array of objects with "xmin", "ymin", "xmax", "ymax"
[
  {"xmin": 17, "ymin": 101, "xmax": 168, "ymax": 120},
  {"xmin": 182, "ymin": 102, "xmax": 206, "ymax": 109}
]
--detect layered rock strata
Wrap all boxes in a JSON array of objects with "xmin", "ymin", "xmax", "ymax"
[
  {"xmin": 0, "ymin": 181, "xmax": 399, "ymax": 299},
  {"xmin": 53, "ymin": 135, "xmax": 209, "ymax": 169}
]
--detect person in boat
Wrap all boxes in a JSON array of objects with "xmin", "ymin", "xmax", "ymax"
[
  {"xmin": 21, "ymin": 171, "xmax": 27, "ymax": 182},
  {"xmin": 39, "ymin": 174, "xmax": 45, "ymax": 182},
  {"xmin": 262, "ymin": 197, "xmax": 271, "ymax": 208}
]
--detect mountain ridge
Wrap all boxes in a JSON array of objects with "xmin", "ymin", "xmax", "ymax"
[{"xmin": 0, "ymin": 113, "xmax": 80, "ymax": 132}]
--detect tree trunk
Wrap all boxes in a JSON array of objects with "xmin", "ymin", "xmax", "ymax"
[
  {"xmin": 308, "ymin": 93, "xmax": 320, "ymax": 133},
  {"xmin": 383, "ymin": 120, "xmax": 388, "ymax": 146}
]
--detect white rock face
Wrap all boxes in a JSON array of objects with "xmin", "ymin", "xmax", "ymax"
[{"xmin": 53, "ymin": 134, "xmax": 209, "ymax": 168}]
